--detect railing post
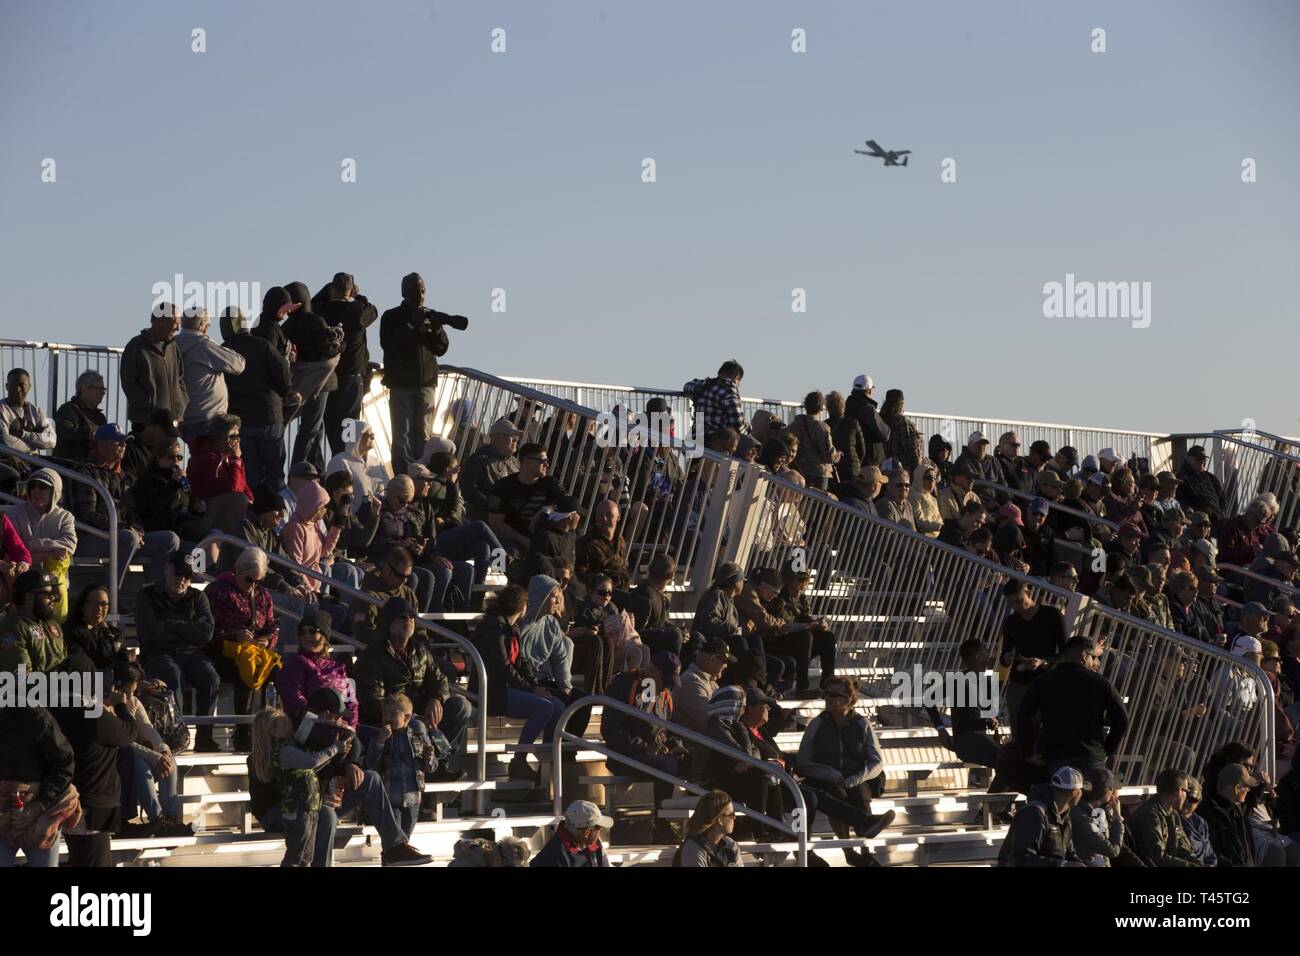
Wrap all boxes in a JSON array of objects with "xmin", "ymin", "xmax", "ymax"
[
  {"xmin": 719, "ymin": 464, "xmax": 766, "ymax": 570},
  {"xmin": 48, "ymin": 348, "xmax": 61, "ymax": 420},
  {"xmin": 1061, "ymin": 589, "xmax": 1089, "ymax": 636},
  {"xmin": 689, "ymin": 458, "xmax": 739, "ymax": 587}
]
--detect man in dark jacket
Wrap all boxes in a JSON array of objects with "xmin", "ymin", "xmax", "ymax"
[
  {"xmin": 1016, "ymin": 636, "xmax": 1128, "ymax": 777},
  {"xmin": 0, "ymin": 702, "xmax": 75, "ymax": 867},
  {"xmin": 994, "ymin": 431, "xmax": 1034, "ymax": 496},
  {"xmin": 957, "ymin": 431, "xmax": 999, "ymax": 506},
  {"xmin": 121, "ymin": 302, "xmax": 188, "ymax": 433},
  {"xmin": 282, "ymin": 281, "xmax": 343, "ymax": 474},
  {"xmin": 136, "ymin": 554, "xmax": 219, "ymax": 749},
  {"xmin": 1199, "ymin": 763, "xmax": 1258, "ymax": 866},
  {"xmin": 625, "ymin": 553, "xmax": 686, "ymax": 657},
  {"xmin": 998, "ymin": 766, "xmax": 1086, "ymax": 866},
  {"xmin": 1127, "ymin": 768, "xmax": 1204, "ymax": 867},
  {"xmin": 1176, "ymin": 445, "xmax": 1227, "ymax": 524},
  {"xmin": 313, "ymin": 273, "xmax": 379, "ymax": 458},
  {"xmin": 53, "ymin": 370, "xmax": 108, "ymax": 463},
  {"xmin": 531, "ymin": 800, "xmax": 612, "ymax": 867},
  {"xmin": 353, "ymin": 597, "xmax": 472, "ymax": 765},
  {"xmin": 380, "ymin": 272, "xmax": 467, "ymax": 475},
  {"xmin": 221, "ymin": 307, "xmax": 295, "ymax": 493},
  {"xmin": 843, "ymin": 374, "xmax": 890, "ymax": 467}
]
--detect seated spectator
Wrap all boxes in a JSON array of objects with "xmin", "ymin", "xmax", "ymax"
[
  {"xmin": 1200, "ymin": 763, "xmax": 1258, "ymax": 867},
  {"xmin": 875, "ymin": 468, "xmax": 916, "ymax": 529},
  {"xmin": 757, "ymin": 437, "xmax": 804, "ymax": 487},
  {"xmin": 53, "ymin": 370, "xmax": 108, "ymax": 463},
  {"xmin": 1176, "ymin": 445, "xmax": 1227, "ymax": 524},
  {"xmin": 359, "ymin": 476, "xmax": 440, "ymax": 612},
  {"xmin": 996, "ymin": 766, "xmax": 1086, "ymax": 867},
  {"xmin": 835, "ymin": 465, "xmax": 884, "ymax": 513},
  {"xmin": 281, "ymin": 478, "xmax": 349, "ymax": 626},
  {"xmin": 276, "ymin": 610, "xmax": 357, "ymax": 727},
  {"xmin": 1127, "ymin": 768, "xmax": 1204, "ymax": 866},
  {"xmin": 937, "ymin": 460, "xmax": 979, "ymax": 520},
  {"xmin": 1020, "ymin": 498, "xmax": 1056, "ymax": 575},
  {"xmin": 691, "ymin": 561, "xmax": 745, "ymax": 652},
  {"xmin": 575, "ymin": 499, "xmax": 632, "ymax": 591},
  {"xmin": 518, "ymin": 574, "xmax": 591, "ymax": 736},
  {"xmin": 603, "ymin": 653, "xmax": 689, "ymax": 842},
  {"xmin": 324, "ymin": 419, "xmax": 381, "ymax": 511},
  {"xmin": 354, "ymin": 597, "xmax": 473, "ymax": 780},
  {"xmin": 566, "ymin": 572, "xmax": 619, "ymax": 693},
  {"xmin": 0, "ymin": 570, "xmax": 67, "ymax": 674},
  {"xmin": 673, "ymin": 636, "xmax": 734, "ymax": 734},
  {"xmin": 766, "ymin": 561, "xmax": 840, "ymax": 696},
  {"xmin": 227, "ymin": 483, "xmax": 312, "ymax": 603},
  {"xmin": 0, "ymin": 511, "xmax": 32, "ymax": 606},
  {"xmin": 186, "ymin": 413, "xmax": 253, "ymax": 534},
  {"xmin": 365, "ymin": 692, "xmax": 449, "ymax": 839},
  {"xmin": 909, "ymin": 462, "xmax": 942, "ymax": 537},
  {"xmin": 795, "ymin": 677, "xmax": 893, "ymax": 866},
  {"xmin": 8, "ymin": 468, "xmax": 75, "ymax": 616},
  {"xmin": 0, "ymin": 699, "xmax": 76, "ymax": 868},
  {"xmin": 1180, "ymin": 777, "xmax": 1217, "ymax": 866},
  {"xmin": 485, "ymin": 442, "xmax": 580, "ymax": 559},
  {"xmin": 1246, "ymin": 538, "xmax": 1298, "ymax": 607},
  {"xmin": 938, "ymin": 499, "xmax": 987, "ymax": 549},
  {"xmin": 530, "ymin": 799, "xmax": 612, "ymax": 868},
  {"xmin": 0, "ymin": 368, "xmax": 55, "ymax": 457},
  {"xmin": 1169, "ymin": 570, "xmax": 1215, "ymax": 645},
  {"xmin": 675, "ymin": 790, "xmax": 742, "ymax": 867},
  {"xmin": 404, "ymin": 464, "xmax": 477, "ymax": 609},
  {"xmin": 114, "ymin": 662, "xmax": 191, "ymax": 837},
  {"xmin": 63, "ymin": 583, "xmax": 128, "ymax": 670},
  {"xmin": 280, "ymin": 461, "xmax": 321, "ymax": 518},
  {"xmin": 207, "ymin": 547, "xmax": 282, "ymax": 749},
  {"xmin": 461, "ymin": 418, "xmax": 522, "ymax": 521},
  {"xmin": 625, "ymin": 552, "xmax": 686, "ymax": 657},
  {"xmin": 1068, "ymin": 767, "xmax": 1130, "ymax": 867},
  {"xmin": 350, "ymin": 547, "xmax": 421, "ymax": 647},
  {"xmin": 136, "ymin": 554, "xmax": 219, "ymax": 750},
  {"xmin": 426, "ymin": 450, "xmax": 467, "ymax": 530},
  {"xmin": 320, "ymin": 470, "xmax": 378, "ymax": 591},
  {"xmin": 71, "ymin": 422, "xmax": 180, "ymax": 588},
  {"xmin": 409, "ymin": 459, "xmax": 501, "ymax": 589},
  {"xmin": 132, "ymin": 438, "xmax": 207, "ymax": 545},
  {"xmin": 1216, "ymin": 494, "xmax": 1277, "ymax": 573},
  {"xmin": 734, "ymin": 566, "xmax": 792, "ymax": 691},
  {"xmin": 1048, "ymin": 560, "xmax": 1080, "ymax": 593},
  {"xmin": 925, "ymin": 639, "xmax": 1005, "ymax": 791}
]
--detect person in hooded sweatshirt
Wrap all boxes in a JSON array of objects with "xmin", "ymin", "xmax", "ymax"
[
  {"xmin": 121, "ymin": 301, "xmax": 188, "ymax": 434},
  {"xmin": 282, "ymin": 281, "xmax": 344, "ymax": 474},
  {"xmin": 174, "ymin": 307, "xmax": 246, "ymax": 445},
  {"xmin": 280, "ymin": 479, "xmax": 347, "ymax": 632},
  {"xmin": 312, "ymin": 272, "xmax": 379, "ymax": 458},
  {"xmin": 325, "ymin": 419, "xmax": 382, "ymax": 512},
  {"xmin": 221, "ymin": 306, "xmax": 296, "ymax": 493},
  {"xmin": 8, "ymin": 468, "xmax": 76, "ymax": 618},
  {"xmin": 518, "ymin": 574, "xmax": 591, "ymax": 736},
  {"xmin": 380, "ymin": 272, "xmax": 467, "ymax": 475}
]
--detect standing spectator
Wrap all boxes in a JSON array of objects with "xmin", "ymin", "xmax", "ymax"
[
  {"xmin": 460, "ymin": 418, "xmax": 522, "ymax": 521},
  {"xmin": 1016, "ymin": 636, "xmax": 1129, "ymax": 778},
  {"xmin": 997, "ymin": 766, "xmax": 1086, "ymax": 867},
  {"xmin": 136, "ymin": 555, "xmax": 219, "ymax": 750},
  {"xmin": 880, "ymin": 389, "xmax": 922, "ymax": 474},
  {"xmin": 675, "ymin": 790, "xmax": 742, "ymax": 868},
  {"xmin": 283, "ymin": 281, "xmax": 344, "ymax": 473},
  {"xmin": 0, "ymin": 368, "xmax": 56, "ymax": 455},
  {"xmin": 0, "ymin": 571, "xmax": 66, "ymax": 674},
  {"xmin": 175, "ymin": 307, "xmax": 246, "ymax": 444},
  {"xmin": 1176, "ymin": 445, "xmax": 1227, "ymax": 524},
  {"xmin": 1069, "ymin": 767, "xmax": 1128, "ymax": 867},
  {"xmin": 253, "ymin": 286, "xmax": 298, "ymax": 361},
  {"xmin": 843, "ymin": 374, "xmax": 890, "ymax": 467},
  {"xmin": 831, "ymin": 393, "xmax": 865, "ymax": 485},
  {"xmin": 53, "ymin": 370, "xmax": 109, "ymax": 462},
  {"xmin": 381, "ymin": 272, "xmax": 466, "ymax": 474},
  {"xmin": 531, "ymin": 800, "xmax": 612, "ymax": 868},
  {"xmin": 910, "ymin": 462, "xmax": 943, "ymax": 538},
  {"xmin": 1200, "ymin": 763, "xmax": 1258, "ymax": 867},
  {"xmin": 1127, "ymin": 768, "xmax": 1204, "ymax": 866},
  {"xmin": 121, "ymin": 302, "xmax": 188, "ymax": 433},
  {"xmin": 312, "ymin": 273, "xmax": 379, "ymax": 457},
  {"xmin": 70, "ymin": 422, "xmax": 180, "ymax": 588},
  {"xmin": 998, "ymin": 578, "xmax": 1068, "ymax": 731},
  {"xmin": 221, "ymin": 306, "xmax": 295, "ymax": 493},
  {"xmin": 789, "ymin": 391, "xmax": 836, "ymax": 491},
  {"xmin": 683, "ymin": 360, "xmax": 748, "ymax": 443},
  {"xmin": 0, "ymin": 701, "xmax": 77, "ymax": 868}
]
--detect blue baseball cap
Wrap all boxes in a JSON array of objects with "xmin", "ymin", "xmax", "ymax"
[{"xmin": 94, "ymin": 422, "xmax": 129, "ymax": 443}]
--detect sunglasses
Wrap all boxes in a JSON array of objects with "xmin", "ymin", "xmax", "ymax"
[
  {"xmin": 593, "ymin": 589, "xmax": 613, "ymax": 598},
  {"xmin": 527, "ymin": 456, "xmax": 549, "ymax": 465}
]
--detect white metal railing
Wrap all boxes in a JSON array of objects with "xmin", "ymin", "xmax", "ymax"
[{"xmin": 1156, "ymin": 432, "xmax": 1300, "ymax": 530}]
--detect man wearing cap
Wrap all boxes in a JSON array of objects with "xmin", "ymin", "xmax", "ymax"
[
  {"xmin": 1148, "ymin": 507, "xmax": 1187, "ymax": 561},
  {"xmin": 1046, "ymin": 445, "xmax": 1078, "ymax": 481},
  {"xmin": 70, "ymin": 422, "xmax": 181, "ymax": 588},
  {"xmin": 836, "ymin": 465, "xmax": 884, "ymax": 513},
  {"xmin": 1068, "ymin": 767, "xmax": 1131, "ymax": 867},
  {"xmin": 1096, "ymin": 447, "xmax": 1124, "ymax": 477},
  {"xmin": 767, "ymin": 560, "xmax": 840, "ymax": 695},
  {"xmin": 0, "ymin": 570, "xmax": 68, "ymax": 673},
  {"xmin": 1191, "ymin": 565, "xmax": 1228, "ymax": 644},
  {"xmin": 673, "ymin": 636, "xmax": 735, "ymax": 733},
  {"xmin": 1221, "ymin": 630, "xmax": 1264, "ymax": 722},
  {"xmin": 380, "ymin": 273, "xmax": 467, "ymax": 475},
  {"xmin": 938, "ymin": 460, "xmax": 979, "ymax": 521},
  {"xmin": 997, "ymin": 765, "xmax": 1086, "ymax": 867},
  {"xmin": 994, "ymin": 431, "xmax": 1033, "ymax": 496},
  {"xmin": 1176, "ymin": 445, "xmax": 1227, "ymax": 524},
  {"xmin": 1245, "ymin": 538, "xmax": 1299, "ymax": 607},
  {"xmin": 1126, "ymin": 768, "xmax": 1204, "ymax": 867},
  {"xmin": 121, "ymin": 301, "xmax": 189, "ymax": 434},
  {"xmin": 875, "ymin": 467, "xmax": 917, "ymax": 530},
  {"xmin": 1016, "ymin": 636, "xmax": 1127, "ymax": 778},
  {"xmin": 1021, "ymin": 498, "xmax": 1056, "ymax": 576},
  {"xmin": 1199, "ymin": 764, "xmax": 1258, "ymax": 867},
  {"xmin": 459, "ymin": 418, "xmax": 522, "ymax": 522},
  {"xmin": 531, "ymin": 800, "xmax": 612, "ymax": 867},
  {"xmin": 1228, "ymin": 602, "xmax": 1271, "ymax": 656},
  {"xmin": 1151, "ymin": 471, "xmax": 1183, "ymax": 517},
  {"xmin": 956, "ymin": 431, "xmax": 998, "ymax": 505},
  {"xmin": 843, "ymin": 374, "xmax": 890, "ymax": 467}
]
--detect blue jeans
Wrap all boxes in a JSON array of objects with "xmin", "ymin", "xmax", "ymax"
[
  {"xmin": 418, "ymin": 560, "xmax": 475, "ymax": 613},
  {"xmin": 280, "ymin": 809, "xmax": 318, "ymax": 867},
  {"xmin": 143, "ymin": 651, "xmax": 221, "ymax": 716},
  {"xmin": 504, "ymin": 688, "xmax": 566, "ymax": 747},
  {"xmin": 326, "ymin": 373, "xmax": 365, "ymax": 458},
  {"xmin": 389, "ymin": 387, "xmax": 435, "ymax": 476},
  {"xmin": 435, "ymin": 521, "xmax": 501, "ymax": 585},
  {"xmin": 242, "ymin": 423, "xmax": 286, "ymax": 493},
  {"xmin": 293, "ymin": 392, "xmax": 329, "ymax": 475},
  {"xmin": 330, "ymin": 561, "xmax": 364, "ymax": 594},
  {"xmin": 261, "ymin": 767, "xmax": 409, "ymax": 867},
  {"xmin": 0, "ymin": 835, "xmax": 60, "ymax": 867},
  {"xmin": 117, "ymin": 747, "xmax": 181, "ymax": 821}
]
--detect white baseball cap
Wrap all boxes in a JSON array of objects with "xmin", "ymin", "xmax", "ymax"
[
  {"xmin": 1098, "ymin": 447, "xmax": 1122, "ymax": 462},
  {"xmin": 564, "ymin": 800, "xmax": 614, "ymax": 830},
  {"xmin": 852, "ymin": 374, "xmax": 873, "ymax": 390},
  {"xmin": 968, "ymin": 431, "xmax": 989, "ymax": 445},
  {"xmin": 1231, "ymin": 635, "xmax": 1263, "ymax": 657}
]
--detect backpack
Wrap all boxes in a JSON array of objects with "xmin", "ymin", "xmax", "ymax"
[{"xmin": 139, "ymin": 683, "xmax": 192, "ymax": 753}]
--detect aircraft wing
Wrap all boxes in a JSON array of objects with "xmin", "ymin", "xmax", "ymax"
[{"xmin": 863, "ymin": 139, "xmax": 884, "ymax": 154}]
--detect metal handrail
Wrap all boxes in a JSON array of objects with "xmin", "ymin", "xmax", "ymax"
[
  {"xmin": 197, "ymin": 531, "xmax": 491, "ymax": 799},
  {"xmin": 972, "ymin": 478, "xmax": 1123, "ymax": 532},
  {"xmin": 0, "ymin": 446, "xmax": 120, "ymax": 615},
  {"xmin": 552, "ymin": 694, "xmax": 809, "ymax": 866},
  {"xmin": 1216, "ymin": 562, "xmax": 1300, "ymax": 599}
]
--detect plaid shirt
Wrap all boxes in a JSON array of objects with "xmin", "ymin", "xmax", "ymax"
[
  {"xmin": 683, "ymin": 377, "xmax": 748, "ymax": 439},
  {"xmin": 882, "ymin": 415, "xmax": 923, "ymax": 473},
  {"xmin": 365, "ymin": 718, "xmax": 449, "ymax": 809}
]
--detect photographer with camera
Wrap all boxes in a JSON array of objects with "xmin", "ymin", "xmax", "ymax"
[{"xmin": 379, "ymin": 272, "xmax": 467, "ymax": 474}]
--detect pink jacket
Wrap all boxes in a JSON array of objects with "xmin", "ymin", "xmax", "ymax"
[{"xmin": 280, "ymin": 483, "xmax": 340, "ymax": 594}]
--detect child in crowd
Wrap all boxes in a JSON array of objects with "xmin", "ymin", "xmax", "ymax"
[{"xmin": 365, "ymin": 693, "xmax": 450, "ymax": 838}]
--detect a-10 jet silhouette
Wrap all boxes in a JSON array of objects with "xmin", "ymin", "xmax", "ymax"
[{"xmin": 854, "ymin": 139, "xmax": 911, "ymax": 167}]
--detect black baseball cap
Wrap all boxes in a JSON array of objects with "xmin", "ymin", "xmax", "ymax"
[{"xmin": 696, "ymin": 636, "xmax": 738, "ymax": 663}]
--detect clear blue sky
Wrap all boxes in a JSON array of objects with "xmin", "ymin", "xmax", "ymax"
[{"xmin": 2, "ymin": 0, "xmax": 1296, "ymax": 436}]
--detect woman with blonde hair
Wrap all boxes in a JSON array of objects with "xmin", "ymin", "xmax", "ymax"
[
  {"xmin": 910, "ymin": 461, "xmax": 943, "ymax": 537},
  {"xmin": 674, "ymin": 790, "xmax": 742, "ymax": 867}
]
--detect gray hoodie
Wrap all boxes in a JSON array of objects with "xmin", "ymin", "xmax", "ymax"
[
  {"xmin": 8, "ymin": 468, "xmax": 77, "ymax": 560},
  {"xmin": 175, "ymin": 328, "xmax": 246, "ymax": 429}
]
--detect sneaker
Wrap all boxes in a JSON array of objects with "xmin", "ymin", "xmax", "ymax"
[
  {"xmin": 231, "ymin": 726, "xmax": 252, "ymax": 753},
  {"xmin": 507, "ymin": 755, "xmax": 539, "ymax": 783},
  {"xmin": 429, "ymin": 765, "xmax": 467, "ymax": 783},
  {"xmin": 194, "ymin": 729, "xmax": 220, "ymax": 753},
  {"xmin": 381, "ymin": 842, "xmax": 434, "ymax": 867},
  {"xmin": 806, "ymin": 851, "xmax": 831, "ymax": 868},
  {"xmin": 117, "ymin": 820, "xmax": 159, "ymax": 838},
  {"xmin": 857, "ymin": 809, "xmax": 896, "ymax": 840}
]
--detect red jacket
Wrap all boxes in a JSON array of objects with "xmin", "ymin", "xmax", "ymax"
[
  {"xmin": 186, "ymin": 437, "xmax": 253, "ymax": 502},
  {"xmin": 1215, "ymin": 515, "xmax": 1271, "ymax": 571}
]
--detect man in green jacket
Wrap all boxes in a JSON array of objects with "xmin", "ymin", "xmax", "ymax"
[
  {"xmin": 1127, "ymin": 768, "xmax": 1204, "ymax": 867},
  {"xmin": 0, "ymin": 571, "xmax": 67, "ymax": 674}
]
